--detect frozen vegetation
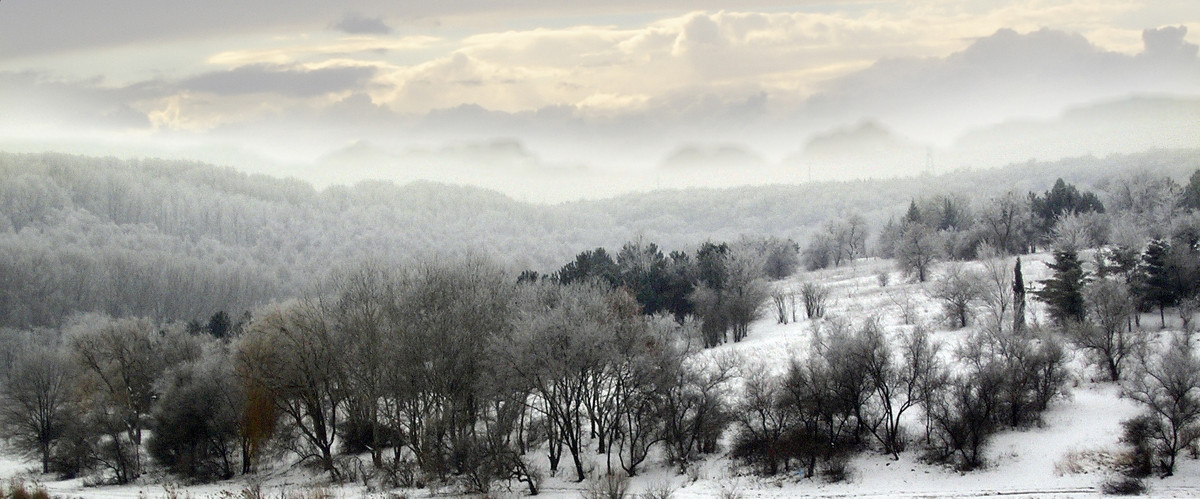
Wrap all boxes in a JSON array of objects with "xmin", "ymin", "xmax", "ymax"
[{"xmin": 1, "ymin": 150, "xmax": 1200, "ymax": 497}]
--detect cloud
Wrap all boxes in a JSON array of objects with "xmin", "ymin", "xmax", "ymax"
[
  {"xmin": 181, "ymin": 64, "xmax": 378, "ymax": 98},
  {"xmin": 2, "ymin": 3, "xmax": 1199, "ymax": 188},
  {"xmin": 331, "ymin": 12, "xmax": 393, "ymax": 35},
  {"xmin": 1141, "ymin": 25, "xmax": 1199, "ymax": 59},
  {"xmin": 205, "ymin": 36, "xmax": 441, "ymax": 66},
  {"xmin": 0, "ymin": 72, "xmax": 156, "ymax": 132},
  {"xmin": 803, "ymin": 26, "xmax": 1200, "ymax": 142}
]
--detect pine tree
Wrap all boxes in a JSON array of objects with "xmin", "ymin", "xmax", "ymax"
[
  {"xmin": 1181, "ymin": 169, "xmax": 1200, "ymax": 211},
  {"xmin": 1138, "ymin": 239, "xmax": 1175, "ymax": 327},
  {"xmin": 1034, "ymin": 249, "xmax": 1087, "ymax": 326},
  {"xmin": 207, "ymin": 310, "xmax": 232, "ymax": 338},
  {"xmin": 904, "ymin": 200, "xmax": 922, "ymax": 225}
]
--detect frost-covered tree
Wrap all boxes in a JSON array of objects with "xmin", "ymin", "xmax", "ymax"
[
  {"xmin": 1123, "ymin": 334, "xmax": 1200, "ymax": 476},
  {"xmin": 896, "ymin": 223, "xmax": 939, "ymax": 282},
  {"xmin": 930, "ymin": 264, "xmax": 984, "ymax": 328},
  {"xmin": 1073, "ymin": 279, "xmax": 1144, "ymax": 381},
  {"xmin": 148, "ymin": 346, "xmax": 241, "ymax": 481},
  {"xmin": 500, "ymin": 281, "xmax": 611, "ymax": 481},
  {"xmin": 975, "ymin": 192, "xmax": 1032, "ymax": 255},
  {"xmin": 237, "ymin": 300, "xmax": 345, "ymax": 479},
  {"xmin": 0, "ymin": 339, "xmax": 74, "ymax": 474},
  {"xmin": 69, "ymin": 315, "xmax": 200, "ymax": 483},
  {"xmin": 1180, "ymin": 169, "xmax": 1200, "ymax": 212}
]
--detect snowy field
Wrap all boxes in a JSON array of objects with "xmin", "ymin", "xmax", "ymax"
[{"xmin": 4, "ymin": 254, "xmax": 1200, "ymax": 498}]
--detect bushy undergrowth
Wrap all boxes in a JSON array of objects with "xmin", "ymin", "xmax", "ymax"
[
  {"xmin": 1101, "ymin": 476, "xmax": 1146, "ymax": 496},
  {"xmin": 0, "ymin": 480, "xmax": 52, "ymax": 499}
]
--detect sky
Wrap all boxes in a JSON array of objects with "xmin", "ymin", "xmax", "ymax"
[{"xmin": 1, "ymin": 1, "xmax": 1198, "ymax": 201}]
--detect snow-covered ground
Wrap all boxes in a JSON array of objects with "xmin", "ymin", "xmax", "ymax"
[{"xmin": 5, "ymin": 254, "xmax": 1200, "ymax": 498}]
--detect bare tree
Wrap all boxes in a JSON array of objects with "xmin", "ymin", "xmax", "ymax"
[
  {"xmin": 501, "ymin": 281, "xmax": 611, "ymax": 481},
  {"xmin": 801, "ymin": 282, "xmax": 830, "ymax": 319},
  {"xmin": 0, "ymin": 341, "xmax": 74, "ymax": 473},
  {"xmin": 237, "ymin": 299, "xmax": 345, "ymax": 479},
  {"xmin": 929, "ymin": 264, "xmax": 984, "ymax": 329},
  {"xmin": 886, "ymin": 287, "xmax": 920, "ymax": 325},
  {"xmin": 897, "ymin": 224, "xmax": 939, "ymax": 282},
  {"xmin": 380, "ymin": 258, "xmax": 515, "ymax": 483},
  {"xmin": 724, "ymin": 253, "xmax": 769, "ymax": 342},
  {"xmin": 771, "ymin": 289, "xmax": 790, "ymax": 325},
  {"xmin": 328, "ymin": 264, "xmax": 393, "ymax": 467},
  {"xmin": 977, "ymin": 245, "xmax": 1013, "ymax": 327},
  {"xmin": 857, "ymin": 322, "xmax": 939, "ymax": 459},
  {"xmin": 1073, "ymin": 279, "xmax": 1145, "ymax": 381},
  {"xmin": 975, "ymin": 192, "xmax": 1032, "ymax": 254},
  {"xmin": 1123, "ymin": 334, "xmax": 1200, "ymax": 475},
  {"xmin": 69, "ymin": 315, "xmax": 199, "ymax": 483},
  {"xmin": 660, "ymin": 351, "xmax": 735, "ymax": 472}
]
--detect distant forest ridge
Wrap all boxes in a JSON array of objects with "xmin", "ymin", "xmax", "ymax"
[{"xmin": 0, "ymin": 148, "xmax": 1197, "ymax": 327}]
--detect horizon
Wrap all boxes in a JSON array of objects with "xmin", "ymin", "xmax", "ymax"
[{"xmin": 1, "ymin": 2, "xmax": 1198, "ymax": 201}]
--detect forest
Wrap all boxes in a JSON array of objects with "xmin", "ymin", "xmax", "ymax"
[{"xmin": 2, "ymin": 150, "xmax": 1200, "ymax": 496}]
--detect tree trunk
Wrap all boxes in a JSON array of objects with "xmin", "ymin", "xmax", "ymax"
[{"xmin": 242, "ymin": 438, "xmax": 251, "ymax": 474}]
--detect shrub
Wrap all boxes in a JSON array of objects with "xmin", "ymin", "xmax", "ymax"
[
  {"xmin": 800, "ymin": 282, "xmax": 829, "ymax": 319},
  {"xmin": 638, "ymin": 479, "xmax": 678, "ymax": 499},
  {"xmin": 4, "ymin": 480, "xmax": 52, "ymax": 499},
  {"xmin": 1119, "ymin": 415, "xmax": 1155, "ymax": 478},
  {"xmin": 582, "ymin": 472, "xmax": 630, "ymax": 499},
  {"xmin": 820, "ymin": 458, "xmax": 852, "ymax": 483},
  {"xmin": 1101, "ymin": 476, "xmax": 1145, "ymax": 495}
]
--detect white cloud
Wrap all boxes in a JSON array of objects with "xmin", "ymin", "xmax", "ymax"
[
  {"xmin": 2, "ymin": 1, "xmax": 1199, "ymax": 191},
  {"xmin": 205, "ymin": 36, "xmax": 443, "ymax": 67}
]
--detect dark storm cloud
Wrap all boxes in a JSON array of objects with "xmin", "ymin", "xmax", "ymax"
[
  {"xmin": 331, "ymin": 12, "xmax": 393, "ymax": 35},
  {"xmin": 181, "ymin": 64, "xmax": 378, "ymax": 98}
]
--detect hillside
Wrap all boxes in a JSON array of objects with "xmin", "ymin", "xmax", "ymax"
[{"xmin": 1, "ymin": 148, "xmax": 1198, "ymax": 327}]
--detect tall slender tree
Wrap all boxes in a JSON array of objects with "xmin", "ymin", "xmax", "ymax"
[{"xmin": 1013, "ymin": 257, "xmax": 1026, "ymax": 334}]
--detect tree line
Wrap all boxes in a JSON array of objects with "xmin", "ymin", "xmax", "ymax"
[{"xmin": 0, "ymin": 258, "xmax": 748, "ymax": 493}]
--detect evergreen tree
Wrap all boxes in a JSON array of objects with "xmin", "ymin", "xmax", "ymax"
[
  {"xmin": 663, "ymin": 251, "xmax": 696, "ymax": 322},
  {"xmin": 617, "ymin": 240, "xmax": 670, "ymax": 315},
  {"xmin": 1180, "ymin": 169, "xmax": 1200, "ymax": 211},
  {"xmin": 695, "ymin": 241, "xmax": 730, "ymax": 289},
  {"xmin": 1034, "ymin": 249, "xmax": 1087, "ymax": 326},
  {"xmin": 1137, "ymin": 239, "xmax": 1175, "ymax": 328},
  {"xmin": 516, "ymin": 270, "xmax": 541, "ymax": 284},
  {"xmin": 207, "ymin": 311, "xmax": 231, "ymax": 339},
  {"xmin": 1013, "ymin": 257, "xmax": 1026, "ymax": 334},
  {"xmin": 1029, "ymin": 179, "xmax": 1104, "ymax": 245},
  {"xmin": 904, "ymin": 200, "xmax": 923, "ymax": 225},
  {"xmin": 555, "ymin": 247, "xmax": 620, "ymax": 287}
]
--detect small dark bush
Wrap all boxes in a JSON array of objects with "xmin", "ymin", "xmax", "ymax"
[
  {"xmin": 5, "ymin": 480, "xmax": 52, "ymax": 499},
  {"xmin": 1101, "ymin": 476, "xmax": 1145, "ymax": 495},
  {"xmin": 1119, "ymin": 416, "xmax": 1155, "ymax": 478},
  {"xmin": 820, "ymin": 458, "xmax": 852, "ymax": 483}
]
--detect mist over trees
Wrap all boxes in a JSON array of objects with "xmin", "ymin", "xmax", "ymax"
[{"xmin": 2, "ymin": 150, "xmax": 1198, "ymax": 328}]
